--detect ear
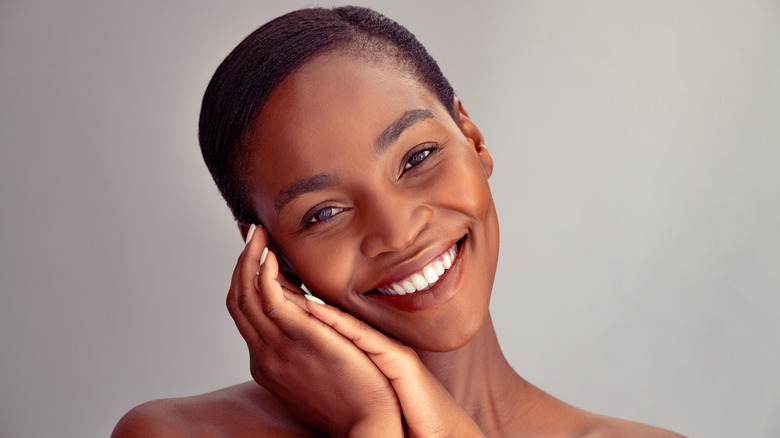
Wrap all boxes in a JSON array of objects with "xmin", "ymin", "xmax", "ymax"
[{"xmin": 456, "ymin": 98, "xmax": 493, "ymax": 178}]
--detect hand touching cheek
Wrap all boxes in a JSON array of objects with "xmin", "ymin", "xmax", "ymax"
[{"xmin": 226, "ymin": 225, "xmax": 403, "ymax": 437}]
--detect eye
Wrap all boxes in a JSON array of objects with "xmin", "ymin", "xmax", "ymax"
[
  {"xmin": 403, "ymin": 145, "xmax": 438, "ymax": 171},
  {"xmin": 307, "ymin": 206, "xmax": 345, "ymax": 225}
]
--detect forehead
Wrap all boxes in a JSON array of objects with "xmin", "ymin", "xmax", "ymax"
[
  {"xmin": 245, "ymin": 51, "xmax": 451, "ymax": 218},
  {"xmin": 253, "ymin": 51, "xmax": 437, "ymax": 150}
]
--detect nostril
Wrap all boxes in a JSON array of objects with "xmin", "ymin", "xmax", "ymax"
[{"xmin": 359, "ymin": 204, "xmax": 433, "ymax": 258}]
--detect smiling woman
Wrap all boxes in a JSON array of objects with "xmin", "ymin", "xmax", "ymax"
[{"xmin": 111, "ymin": 6, "xmax": 682, "ymax": 437}]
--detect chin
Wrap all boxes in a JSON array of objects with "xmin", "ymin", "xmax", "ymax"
[{"xmin": 408, "ymin": 304, "xmax": 490, "ymax": 353}]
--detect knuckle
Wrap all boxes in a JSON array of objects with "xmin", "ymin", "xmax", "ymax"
[
  {"xmin": 354, "ymin": 319, "xmax": 372, "ymax": 332},
  {"xmin": 225, "ymin": 291, "xmax": 235, "ymax": 311},
  {"xmin": 250, "ymin": 356, "xmax": 286, "ymax": 388},
  {"xmin": 396, "ymin": 344, "xmax": 418, "ymax": 362},
  {"xmin": 263, "ymin": 303, "xmax": 281, "ymax": 321},
  {"xmin": 249, "ymin": 366, "xmax": 266, "ymax": 386},
  {"xmin": 226, "ymin": 293, "xmax": 242, "ymax": 320},
  {"xmin": 236, "ymin": 294, "xmax": 253, "ymax": 316}
]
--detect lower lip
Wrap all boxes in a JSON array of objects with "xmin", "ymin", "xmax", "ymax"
[{"xmin": 365, "ymin": 240, "xmax": 465, "ymax": 312}]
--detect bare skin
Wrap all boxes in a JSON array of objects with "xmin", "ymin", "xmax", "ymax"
[{"xmin": 113, "ymin": 52, "xmax": 683, "ymax": 437}]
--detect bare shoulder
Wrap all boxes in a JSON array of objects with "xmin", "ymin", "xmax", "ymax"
[
  {"xmin": 111, "ymin": 382, "xmax": 324, "ymax": 438},
  {"xmin": 581, "ymin": 413, "xmax": 685, "ymax": 438}
]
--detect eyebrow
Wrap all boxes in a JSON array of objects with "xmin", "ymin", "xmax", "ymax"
[
  {"xmin": 273, "ymin": 109, "xmax": 435, "ymax": 213},
  {"xmin": 375, "ymin": 109, "xmax": 436, "ymax": 154},
  {"xmin": 274, "ymin": 173, "xmax": 340, "ymax": 213}
]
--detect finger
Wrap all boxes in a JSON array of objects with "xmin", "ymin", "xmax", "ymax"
[
  {"xmin": 228, "ymin": 261, "xmax": 267, "ymax": 347},
  {"xmin": 273, "ymin": 264, "xmax": 309, "ymax": 312},
  {"xmin": 304, "ymin": 298, "xmax": 413, "ymax": 375},
  {"xmin": 255, "ymin": 249, "xmax": 329, "ymax": 340},
  {"xmin": 228, "ymin": 287, "xmax": 268, "ymax": 347},
  {"xmin": 244, "ymin": 227, "xmax": 307, "ymax": 306},
  {"xmin": 283, "ymin": 288, "xmax": 310, "ymax": 312},
  {"xmin": 226, "ymin": 226, "xmax": 270, "ymax": 345},
  {"xmin": 235, "ymin": 226, "xmax": 280, "ymax": 336},
  {"xmin": 304, "ymin": 297, "xmax": 469, "ymax": 436},
  {"xmin": 241, "ymin": 231, "xmax": 354, "ymax": 345},
  {"xmin": 240, "ymin": 229, "xmax": 330, "ymax": 344}
]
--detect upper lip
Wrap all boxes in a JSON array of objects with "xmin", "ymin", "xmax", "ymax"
[{"xmin": 364, "ymin": 235, "xmax": 463, "ymax": 293}]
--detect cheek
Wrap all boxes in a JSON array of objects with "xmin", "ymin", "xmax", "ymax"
[
  {"xmin": 430, "ymin": 151, "xmax": 492, "ymax": 218},
  {"xmin": 287, "ymin": 235, "xmax": 358, "ymax": 301}
]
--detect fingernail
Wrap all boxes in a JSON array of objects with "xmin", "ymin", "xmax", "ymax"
[
  {"xmin": 245, "ymin": 224, "xmax": 257, "ymax": 244},
  {"xmin": 259, "ymin": 247, "xmax": 268, "ymax": 266},
  {"xmin": 304, "ymin": 294, "xmax": 326, "ymax": 305}
]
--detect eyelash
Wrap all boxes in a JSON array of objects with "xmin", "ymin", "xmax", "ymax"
[
  {"xmin": 301, "ymin": 143, "xmax": 440, "ymax": 228},
  {"xmin": 403, "ymin": 143, "xmax": 440, "ymax": 172},
  {"xmin": 306, "ymin": 206, "xmax": 346, "ymax": 225}
]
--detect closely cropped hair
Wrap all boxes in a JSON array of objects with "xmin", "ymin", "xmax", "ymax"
[{"xmin": 198, "ymin": 6, "xmax": 457, "ymax": 224}]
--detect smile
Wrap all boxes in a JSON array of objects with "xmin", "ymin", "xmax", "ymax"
[{"xmin": 375, "ymin": 242, "xmax": 459, "ymax": 296}]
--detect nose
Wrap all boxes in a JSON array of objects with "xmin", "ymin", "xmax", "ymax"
[{"xmin": 359, "ymin": 190, "xmax": 433, "ymax": 258}]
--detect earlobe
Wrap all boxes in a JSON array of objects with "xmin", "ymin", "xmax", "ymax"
[
  {"xmin": 476, "ymin": 143, "xmax": 493, "ymax": 178},
  {"xmin": 455, "ymin": 98, "xmax": 493, "ymax": 178}
]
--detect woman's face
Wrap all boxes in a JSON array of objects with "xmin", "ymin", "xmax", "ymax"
[{"xmin": 243, "ymin": 51, "xmax": 499, "ymax": 351}]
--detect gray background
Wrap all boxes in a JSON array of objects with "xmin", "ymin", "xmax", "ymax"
[{"xmin": 1, "ymin": 1, "xmax": 778, "ymax": 437}]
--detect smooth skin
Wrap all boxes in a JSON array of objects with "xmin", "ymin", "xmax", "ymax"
[{"xmin": 113, "ymin": 52, "xmax": 684, "ymax": 437}]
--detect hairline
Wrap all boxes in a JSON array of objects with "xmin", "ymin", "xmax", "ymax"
[{"xmin": 234, "ymin": 42, "xmax": 460, "ymax": 225}]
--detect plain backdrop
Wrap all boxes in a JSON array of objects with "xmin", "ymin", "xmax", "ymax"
[{"xmin": 1, "ymin": 1, "xmax": 779, "ymax": 437}]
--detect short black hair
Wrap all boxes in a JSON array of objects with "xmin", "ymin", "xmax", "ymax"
[{"xmin": 198, "ymin": 6, "xmax": 457, "ymax": 225}]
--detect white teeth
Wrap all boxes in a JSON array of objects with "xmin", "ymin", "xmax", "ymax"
[
  {"xmin": 410, "ymin": 273, "xmax": 428, "ymax": 290},
  {"xmin": 376, "ymin": 242, "xmax": 460, "ymax": 296},
  {"xmin": 442, "ymin": 252, "xmax": 452, "ymax": 269},
  {"xmin": 423, "ymin": 266, "xmax": 438, "ymax": 283}
]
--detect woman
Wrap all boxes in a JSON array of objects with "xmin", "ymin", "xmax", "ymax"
[{"xmin": 113, "ymin": 6, "xmax": 682, "ymax": 437}]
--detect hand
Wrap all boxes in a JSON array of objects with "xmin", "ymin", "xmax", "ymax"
[
  {"xmin": 304, "ymin": 294, "xmax": 486, "ymax": 438},
  {"xmin": 226, "ymin": 225, "xmax": 403, "ymax": 437}
]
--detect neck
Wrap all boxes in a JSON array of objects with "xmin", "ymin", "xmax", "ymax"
[{"xmin": 415, "ymin": 313, "xmax": 540, "ymax": 434}]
